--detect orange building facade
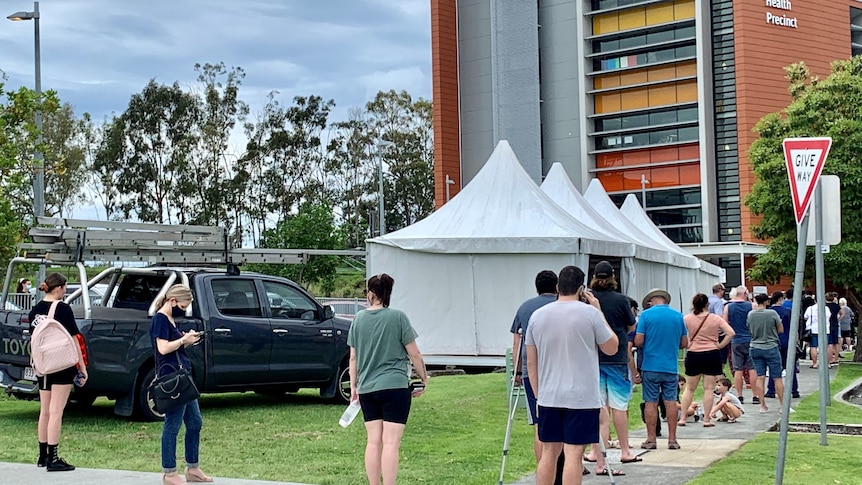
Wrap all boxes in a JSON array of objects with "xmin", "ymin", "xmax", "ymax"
[{"xmin": 431, "ymin": 0, "xmax": 861, "ymax": 286}]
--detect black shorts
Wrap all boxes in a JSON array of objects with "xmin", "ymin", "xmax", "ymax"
[
  {"xmin": 37, "ymin": 366, "xmax": 77, "ymax": 391},
  {"xmin": 684, "ymin": 349, "xmax": 723, "ymax": 377},
  {"xmin": 359, "ymin": 388, "xmax": 412, "ymax": 424},
  {"xmin": 841, "ymin": 330, "xmax": 852, "ymax": 338}
]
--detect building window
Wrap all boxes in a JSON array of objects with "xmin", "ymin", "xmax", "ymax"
[{"xmin": 593, "ymin": 43, "xmax": 695, "ymax": 72}]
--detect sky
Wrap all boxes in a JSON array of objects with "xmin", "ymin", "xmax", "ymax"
[{"xmin": 0, "ymin": 0, "xmax": 432, "ymax": 145}]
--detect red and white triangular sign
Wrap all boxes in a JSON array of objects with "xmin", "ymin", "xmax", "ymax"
[{"xmin": 783, "ymin": 137, "xmax": 832, "ymax": 225}]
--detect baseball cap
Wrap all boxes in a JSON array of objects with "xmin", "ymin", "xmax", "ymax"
[{"xmin": 594, "ymin": 261, "xmax": 614, "ymax": 278}]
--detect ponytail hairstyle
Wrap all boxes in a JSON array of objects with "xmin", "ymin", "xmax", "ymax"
[
  {"xmin": 367, "ymin": 273, "xmax": 395, "ymax": 308},
  {"xmin": 691, "ymin": 293, "xmax": 709, "ymax": 314},
  {"xmin": 38, "ymin": 272, "xmax": 67, "ymax": 293},
  {"xmin": 157, "ymin": 284, "xmax": 194, "ymax": 308}
]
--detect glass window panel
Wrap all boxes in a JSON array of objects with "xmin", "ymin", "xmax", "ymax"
[
  {"xmin": 645, "ymin": 2, "xmax": 675, "ymax": 24},
  {"xmin": 593, "ymin": 13, "xmax": 619, "ymax": 35},
  {"xmin": 263, "ymin": 281, "xmax": 318, "ymax": 320},
  {"xmin": 596, "ymin": 92, "xmax": 621, "ymax": 113},
  {"xmin": 678, "ymin": 143, "xmax": 700, "ymax": 159},
  {"xmin": 649, "ymin": 129, "xmax": 677, "ymax": 145},
  {"xmin": 598, "ymin": 171, "xmax": 625, "ymax": 192},
  {"xmin": 650, "ymin": 166, "xmax": 681, "ymax": 187},
  {"xmin": 621, "ymin": 113, "xmax": 649, "ymax": 129},
  {"xmin": 675, "ymin": 26, "xmax": 696, "ymax": 39},
  {"xmin": 597, "ymin": 117, "xmax": 622, "ymax": 131},
  {"xmin": 677, "ymin": 81, "xmax": 698, "ymax": 102},
  {"xmin": 619, "ymin": 34, "xmax": 646, "ymax": 49},
  {"xmin": 678, "ymin": 107, "xmax": 699, "ymax": 122},
  {"xmin": 674, "ymin": 0, "xmax": 696, "ymax": 19},
  {"xmin": 679, "ymin": 163, "xmax": 701, "ymax": 185},
  {"xmin": 212, "ymin": 279, "xmax": 262, "ymax": 318},
  {"xmin": 675, "ymin": 44, "xmax": 697, "ymax": 58},
  {"xmin": 619, "ymin": 8, "xmax": 646, "ymax": 30},
  {"xmin": 597, "ymin": 152, "xmax": 624, "ymax": 168},
  {"xmin": 646, "ymin": 29, "xmax": 675, "ymax": 44},
  {"xmin": 678, "ymin": 126, "xmax": 699, "ymax": 142},
  {"xmin": 647, "ymin": 64, "xmax": 677, "ymax": 82},
  {"xmin": 649, "ymin": 84, "xmax": 677, "ymax": 106},
  {"xmin": 620, "ymin": 69, "xmax": 648, "ymax": 86},
  {"xmin": 649, "ymin": 109, "xmax": 677, "ymax": 125},
  {"xmin": 676, "ymin": 61, "xmax": 698, "ymax": 77},
  {"xmin": 620, "ymin": 89, "xmax": 650, "ymax": 110},
  {"xmin": 623, "ymin": 149, "xmax": 651, "ymax": 166}
]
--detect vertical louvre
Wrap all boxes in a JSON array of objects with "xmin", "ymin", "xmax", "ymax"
[{"xmin": 711, "ymin": 0, "xmax": 741, "ymax": 242}]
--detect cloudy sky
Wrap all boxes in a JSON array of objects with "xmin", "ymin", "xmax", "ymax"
[{"xmin": 1, "ymin": 0, "xmax": 432, "ymax": 144}]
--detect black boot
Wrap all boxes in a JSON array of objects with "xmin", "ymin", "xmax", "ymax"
[
  {"xmin": 46, "ymin": 444, "xmax": 75, "ymax": 472},
  {"xmin": 37, "ymin": 442, "xmax": 48, "ymax": 467}
]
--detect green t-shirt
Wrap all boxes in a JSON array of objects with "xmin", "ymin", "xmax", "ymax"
[{"xmin": 347, "ymin": 307, "xmax": 419, "ymax": 394}]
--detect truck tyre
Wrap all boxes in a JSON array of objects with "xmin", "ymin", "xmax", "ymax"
[
  {"xmin": 136, "ymin": 367, "xmax": 165, "ymax": 422},
  {"xmin": 333, "ymin": 360, "xmax": 351, "ymax": 404}
]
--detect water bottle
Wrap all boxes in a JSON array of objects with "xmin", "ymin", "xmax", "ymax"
[{"xmin": 339, "ymin": 400, "xmax": 361, "ymax": 428}]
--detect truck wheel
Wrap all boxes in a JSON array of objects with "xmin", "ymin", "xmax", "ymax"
[
  {"xmin": 333, "ymin": 360, "xmax": 351, "ymax": 404},
  {"xmin": 136, "ymin": 367, "xmax": 165, "ymax": 422}
]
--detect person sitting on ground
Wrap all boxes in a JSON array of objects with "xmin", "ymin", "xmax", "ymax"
[
  {"xmin": 711, "ymin": 377, "xmax": 744, "ymax": 423},
  {"xmin": 677, "ymin": 374, "xmax": 703, "ymax": 423}
]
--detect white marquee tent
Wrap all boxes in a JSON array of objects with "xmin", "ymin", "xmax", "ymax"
[{"xmin": 367, "ymin": 141, "xmax": 724, "ymax": 362}]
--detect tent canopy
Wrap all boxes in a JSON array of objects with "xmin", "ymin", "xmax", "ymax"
[
  {"xmin": 541, "ymin": 163, "xmax": 666, "ymax": 264},
  {"xmin": 370, "ymin": 141, "xmax": 633, "ymax": 256}
]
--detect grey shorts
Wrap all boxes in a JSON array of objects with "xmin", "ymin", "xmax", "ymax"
[{"xmin": 731, "ymin": 342, "xmax": 754, "ymax": 372}]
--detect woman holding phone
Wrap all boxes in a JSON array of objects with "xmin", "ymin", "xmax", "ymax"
[
  {"xmin": 150, "ymin": 284, "xmax": 212, "ymax": 485},
  {"xmin": 348, "ymin": 273, "xmax": 428, "ymax": 485}
]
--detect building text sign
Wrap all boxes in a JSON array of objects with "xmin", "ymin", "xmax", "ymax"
[{"xmin": 766, "ymin": 0, "xmax": 797, "ymax": 29}]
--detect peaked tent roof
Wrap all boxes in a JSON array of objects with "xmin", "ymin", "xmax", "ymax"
[
  {"xmin": 584, "ymin": 179, "xmax": 700, "ymax": 268},
  {"xmin": 541, "ymin": 163, "xmax": 666, "ymax": 264},
  {"xmin": 620, "ymin": 194, "xmax": 722, "ymax": 276},
  {"xmin": 369, "ymin": 141, "xmax": 634, "ymax": 255}
]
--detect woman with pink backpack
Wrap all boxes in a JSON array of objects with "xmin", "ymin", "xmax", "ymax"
[{"xmin": 28, "ymin": 272, "xmax": 87, "ymax": 472}]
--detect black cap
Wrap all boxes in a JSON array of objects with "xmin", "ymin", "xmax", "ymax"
[{"xmin": 594, "ymin": 261, "xmax": 614, "ymax": 278}]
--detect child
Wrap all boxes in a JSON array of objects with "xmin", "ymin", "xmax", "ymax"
[
  {"xmin": 711, "ymin": 377, "xmax": 744, "ymax": 423},
  {"xmin": 678, "ymin": 374, "xmax": 703, "ymax": 422}
]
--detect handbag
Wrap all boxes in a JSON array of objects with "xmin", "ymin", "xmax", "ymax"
[{"xmin": 148, "ymin": 351, "xmax": 200, "ymax": 413}]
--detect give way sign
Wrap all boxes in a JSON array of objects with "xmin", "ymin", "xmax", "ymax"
[{"xmin": 783, "ymin": 137, "xmax": 832, "ymax": 225}]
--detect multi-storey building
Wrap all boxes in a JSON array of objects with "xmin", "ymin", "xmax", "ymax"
[{"xmin": 431, "ymin": 0, "xmax": 859, "ymax": 286}]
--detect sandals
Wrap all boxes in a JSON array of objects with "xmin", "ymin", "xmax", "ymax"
[
  {"xmin": 185, "ymin": 468, "xmax": 214, "ymax": 483},
  {"xmin": 668, "ymin": 441, "xmax": 681, "ymax": 450},
  {"xmin": 640, "ymin": 440, "xmax": 657, "ymax": 450},
  {"xmin": 703, "ymin": 422, "xmax": 716, "ymax": 427},
  {"xmin": 597, "ymin": 468, "xmax": 626, "ymax": 476}
]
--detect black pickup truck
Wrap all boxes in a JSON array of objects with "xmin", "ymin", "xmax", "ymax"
[{"xmin": 0, "ymin": 267, "xmax": 353, "ymax": 421}]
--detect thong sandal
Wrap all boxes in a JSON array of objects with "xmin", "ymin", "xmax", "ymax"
[{"xmin": 621, "ymin": 456, "xmax": 643, "ymax": 463}]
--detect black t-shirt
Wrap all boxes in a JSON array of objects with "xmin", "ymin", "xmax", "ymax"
[
  {"xmin": 826, "ymin": 302, "xmax": 841, "ymax": 333},
  {"xmin": 28, "ymin": 300, "xmax": 80, "ymax": 336},
  {"xmin": 593, "ymin": 289, "xmax": 636, "ymax": 364}
]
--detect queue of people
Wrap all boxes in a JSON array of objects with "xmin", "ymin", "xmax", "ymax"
[{"xmin": 510, "ymin": 262, "xmax": 854, "ymax": 485}]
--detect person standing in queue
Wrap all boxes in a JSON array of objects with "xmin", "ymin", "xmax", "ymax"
[
  {"xmin": 150, "ymin": 284, "xmax": 211, "ymax": 485},
  {"xmin": 29, "ymin": 272, "xmax": 87, "ymax": 472},
  {"xmin": 526, "ymin": 265, "xmax": 620, "ymax": 484},
  {"xmin": 348, "ymin": 273, "xmax": 428, "ymax": 485}
]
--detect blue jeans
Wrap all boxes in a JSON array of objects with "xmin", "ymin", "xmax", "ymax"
[{"xmin": 161, "ymin": 399, "xmax": 203, "ymax": 472}]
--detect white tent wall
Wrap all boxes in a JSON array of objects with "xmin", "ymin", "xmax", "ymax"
[
  {"xmin": 368, "ymin": 243, "xmax": 588, "ymax": 358},
  {"xmin": 628, "ymin": 259, "xmax": 669, "ymax": 307}
]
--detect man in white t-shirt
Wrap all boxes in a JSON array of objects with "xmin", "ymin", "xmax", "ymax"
[
  {"xmin": 526, "ymin": 265, "xmax": 619, "ymax": 484},
  {"xmin": 804, "ymin": 298, "xmax": 831, "ymax": 368}
]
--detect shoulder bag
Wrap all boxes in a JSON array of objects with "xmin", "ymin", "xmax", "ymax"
[{"xmin": 147, "ymin": 349, "xmax": 200, "ymax": 413}]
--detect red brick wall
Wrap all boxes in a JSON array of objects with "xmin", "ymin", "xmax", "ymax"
[
  {"xmin": 431, "ymin": 0, "xmax": 461, "ymax": 208},
  {"xmin": 733, "ymin": 0, "xmax": 852, "ymax": 241}
]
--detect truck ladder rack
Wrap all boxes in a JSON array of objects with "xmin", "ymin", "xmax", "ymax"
[{"xmin": 17, "ymin": 217, "xmax": 364, "ymax": 265}]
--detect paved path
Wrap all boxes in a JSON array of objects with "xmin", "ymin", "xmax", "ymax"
[
  {"xmin": 507, "ymin": 362, "xmax": 833, "ymax": 485},
  {"xmin": 0, "ymin": 461, "xmax": 314, "ymax": 485}
]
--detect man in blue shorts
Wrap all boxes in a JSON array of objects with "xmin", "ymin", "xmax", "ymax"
[
  {"xmin": 510, "ymin": 270, "xmax": 558, "ymax": 464},
  {"xmin": 635, "ymin": 288, "xmax": 688, "ymax": 450},
  {"xmin": 584, "ymin": 261, "xmax": 640, "ymax": 467},
  {"xmin": 526, "ymin": 266, "xmax": 619, "ymax": 484}
]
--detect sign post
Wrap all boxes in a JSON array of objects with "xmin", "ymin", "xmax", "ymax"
[{"xmin": 774, "ymin": 137, "xmax": 832, "ymax": 485}]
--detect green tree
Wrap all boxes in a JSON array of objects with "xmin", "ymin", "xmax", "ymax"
[
  {"xmin": 746, "ymin": 57, "xmax": 862, "ymax": 294},
  {"xmin": 94, "ymin": 79, "xmax": 200, "ymax": 223},
  {"xmin": 0, "ymin": 74, "xmax": 59, "ymax": 262},
  {"xmin": 43, "ymin": 103, "xmax": 88, "ymax": 217},
  {"xmin": 251, "ymin": 199, "xmax": 341, "ymax": 295},
  {"xmin": 365, "ymin": 90, "xmax": 434, "ymax": 232}
]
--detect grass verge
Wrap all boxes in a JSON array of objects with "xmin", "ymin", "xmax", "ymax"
[
  {"xmin": 688, "ymin": 364, "xmax": 862, "ymax": 485},
  {"xmin": 0, "ymin": 373, "xmax": 539, "ymax": 485}
]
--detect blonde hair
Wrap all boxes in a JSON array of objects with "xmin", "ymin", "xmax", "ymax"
[{"xmin": 157, "ymin": 284, "xmax": 193, "ymax": 308}]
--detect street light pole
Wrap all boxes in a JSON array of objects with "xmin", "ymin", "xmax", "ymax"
[
  {"xmin": 640, "ymin": 174, "xmax": 650, "ymax": 209},
  {"xmin": 8, "ymin": 1, "xmax": 44, "ymax": 287},
  {"xmin": 377, "ymin": 140, "xmax": 393, "ymax": 236}
]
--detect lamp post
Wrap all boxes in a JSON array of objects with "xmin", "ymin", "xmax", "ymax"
[
  {"xmin": 640, "ymin": 174, "xmax": 650, "ymax": 209},
  {"xmin": 377, "ymin": 140, "xmax": 393, "ymax": 236},
  {"xmin": 445, "ymin": 174, "xmax": 456, "ymax": 202},
  {"xmin": 8, "ymin": 1, "xmax": 44, "ymax": 287}
]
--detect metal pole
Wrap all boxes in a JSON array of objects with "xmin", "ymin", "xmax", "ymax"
[
  {"xmin": 377, "ymin": 154, "xmax": 385, "ymax": 236},
  {"xmin": 775, "ymin": 217, "xmax": 809, "ymax": 484},
  {"xmin": 640, "ymin": 174, "xmax": 648, "ymax": 209},
  {"xmin": 814, "ymin": 182, "xmax": 828, "ymax": 446},
  {"xmin": 32, "ymin": 1, "xmax": 45, "ymax": 290}
]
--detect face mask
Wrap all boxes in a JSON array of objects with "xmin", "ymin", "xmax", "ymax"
[
  {"xmin": 172, "ymin": 306, "xmax": 187, "ymax": 318},
  {"xmin": 25, "ymin": 284, "xmax": 32, "ymax": 291}
]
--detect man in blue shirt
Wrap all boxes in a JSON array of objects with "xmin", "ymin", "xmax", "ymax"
[
  {"xmin": 723, "ymin": 286, "xmax": 757, "ymax": 404},
  {"xmin": 635, "ymin": 288, "xmax": 688, "ymax": 451},
  {"xmin": 510, "ymin": 270, "xmax": 557, "ymax": 466},
  {"xmin": 766, "ymin": 291, "xmax": 800, "ymax": 399}
]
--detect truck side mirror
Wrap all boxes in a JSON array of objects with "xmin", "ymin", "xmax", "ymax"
[{"xmin": 323, "ymin": 305, "xmax": 335, "ymax": 320}]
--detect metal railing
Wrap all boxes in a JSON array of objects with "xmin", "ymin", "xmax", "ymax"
[
  {"xmin": 317, "ymin": 297, "xmax": 367, "ymax": 317},
  {"xmin": 5, "ymin": 293, "xmax": 35, "ymax": 311}
]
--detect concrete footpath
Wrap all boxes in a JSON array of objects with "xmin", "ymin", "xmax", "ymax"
[
  {"xmin": 507, "ymin": 362, "xmax": 833, "ymax": 485},
  {"xmin": 0, "ymin": 462, "xmax": 314, "ymax": 485}
]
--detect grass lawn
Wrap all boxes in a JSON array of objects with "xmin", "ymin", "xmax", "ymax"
[
  {"xmin": 689, "ymin": 364, "xmax": 862, "ymax": 485},
  {"xmin": 0, "ymin": 373, "xmax": 541, "ymax": 485}
]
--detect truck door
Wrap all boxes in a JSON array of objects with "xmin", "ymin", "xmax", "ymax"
[
  {"xmin": 207, "ymin": 278, "xmax": 271, "ymax": 387},
  {"xmin": 263, "ymin": 280, "xmax": 334, "ymax": 382}
]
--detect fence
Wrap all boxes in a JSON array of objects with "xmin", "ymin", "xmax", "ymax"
[
  {"xmin": 317, "ymin": 297, "xmax": 367, "ymax": 318},
  {"xmin": 5, "ymin": 293, "xmax": 34, "ymax": 311}
]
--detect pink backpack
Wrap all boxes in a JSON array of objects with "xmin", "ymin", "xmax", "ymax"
[{"xmin": 30, "ymin": 301, "xmax": 79, "ymax": 376}]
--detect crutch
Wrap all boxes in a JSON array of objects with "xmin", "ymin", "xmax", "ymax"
[
  {"xmin": 597, "ymin": 435, "xmax": 618, "ymax": 485},
  {"xmin": 498, "ymin": 331, "xmax": 525, "ymax": 485}
]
